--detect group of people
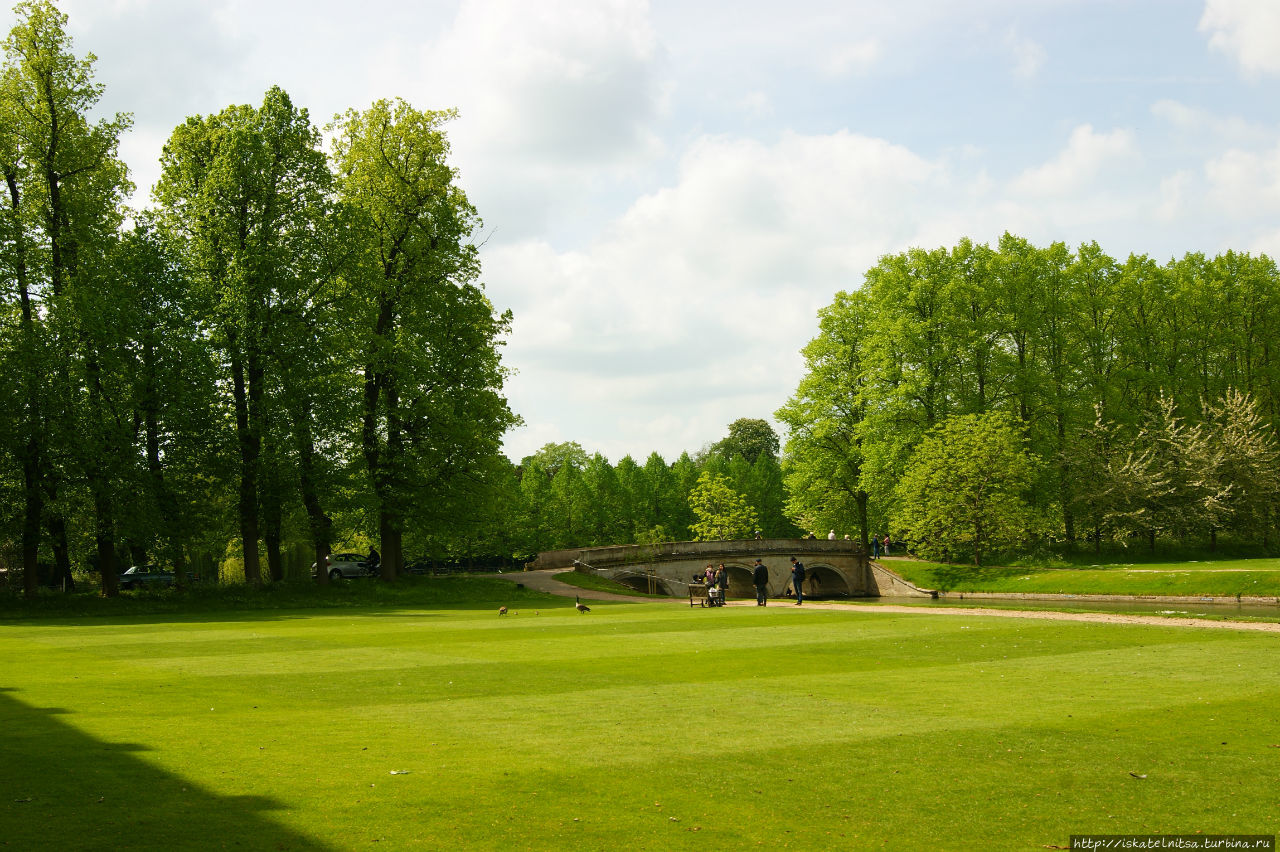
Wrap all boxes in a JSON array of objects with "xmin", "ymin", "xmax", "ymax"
[{"xmin": 696, "ymin": 556, "xmax": 810, "ymax": 607}]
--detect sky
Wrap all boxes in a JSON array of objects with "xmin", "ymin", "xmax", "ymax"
[{"xmin": 8, "ymin": 0, "xmax": 1280, "ymax": 464}]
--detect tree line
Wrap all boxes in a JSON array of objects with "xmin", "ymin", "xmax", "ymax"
[
  {"xmin": 0, "ymin": 2, "xmax": 517, "ymax": 595},
  {"xmin": 778, "ymin": 233, "xmax": 1280, "ymax": 563},
  {"xmin": 497, "ymin": 421, "xmax": 799, "ymax": 560}
]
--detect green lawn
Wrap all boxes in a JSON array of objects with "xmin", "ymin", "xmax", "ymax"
[
  {"xmin": 2, "ymin": 588, "xmax": 1277, "ymax": 849},
  {"xmin": 892, "ymin": 557, "xmax": 1280, "ymax": 597}
]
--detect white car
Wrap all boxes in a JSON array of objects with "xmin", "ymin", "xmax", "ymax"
[{"xmin": 311, "ymin": 553, "xmax": 375, "ymax": 580}]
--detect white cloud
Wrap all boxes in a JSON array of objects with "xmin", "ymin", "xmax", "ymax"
[
  {"xmin": 1247, "ymin": 226, "xmax": 1280, "ymax": 259},
  {"xmin": 1200, "ymin": 0, "xmax": 1280, "ymax": 76},
  {"xmin": 418, "ymin": 0, "xmax": 666, "ymax": 242},
  {"xmin": 1003, "ymin": 27, "xmax": 1046, "ymax": 80},
  {"xmin": 1011, "ymin": 124, "xmax": 1138, "ymax": 196},
  {"xmin": 1205, "ymin": 143, "xmax": 1280, "ymax": 216},
  {"xmin": 428, "ymin": 0, "xmax": 662, "ymax": 165},
  {"xmin": 822, "ymin": 39, "xmax": 881, "ymax": 77},
  {"xmin": 1157, "ymin": 170, "xmax": 1193, "ymax": 222},
  {"xmin": 1150, "ymin": 98, "xmax": 1271, "ymax": 147},
  {"xmin": 494, "ymin": 130, "xmax": 987, "ymax": 461}
]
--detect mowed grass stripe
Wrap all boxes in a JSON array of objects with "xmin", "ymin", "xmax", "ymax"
[{"xmin": 2, "ymin": 605, "xmax": 1277, "ymax": 850}]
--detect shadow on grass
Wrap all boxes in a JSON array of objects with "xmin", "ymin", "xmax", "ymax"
[
  {"xmin": 0, "ymin": 687, "xmax": 332, "ymax": 850},
  {"xmin": 0, "ymin": 576, "xmax": 561, "ymax": 626}
]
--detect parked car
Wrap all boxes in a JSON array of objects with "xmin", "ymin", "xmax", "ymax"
[
  {"xmin": 311, "ymin": 553, "xmax": 375, "ymax": 580},
  {"xmin": 120, "ymin": 565, "xmax": 175, "ymax": 590},
  {"xmin": 403, "ymin": 559, "xmax": 434, "ymax": 575}
]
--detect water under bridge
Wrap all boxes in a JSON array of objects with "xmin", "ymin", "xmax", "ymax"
[{"xmin": 526, "ymin": 539, "xmax": 935, "ymax": 600}]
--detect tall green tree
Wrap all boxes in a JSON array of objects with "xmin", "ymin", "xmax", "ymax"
[
  {"xmin": 710, "ymin": 417, "xmax": 780, "ymax": 464},
  {"xmin": 332, "ymin": 99, "xmax": 517, "ymax": 578},
  {"xmin": 777, "ymin": 289, "xmax": 871, "ymax": 544},
  {"xmin": 156, "ymin": 86, "xmax": 333, "ymax": 585},
  {"xmin": 1, "ymin": 0, "xmax": 132, "ymax": 595},
  {"xmin": 894, "ymin": 412, "xmax": 1039, "ymax": 565},
  {"xmin": 687, "ymin": 471, "xmax": 759, "ymax": 542}
]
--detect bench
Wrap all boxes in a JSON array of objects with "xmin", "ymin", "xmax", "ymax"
[{"xmin": 688, "ymin": 583, "xmax": 710, "ymax": 607}]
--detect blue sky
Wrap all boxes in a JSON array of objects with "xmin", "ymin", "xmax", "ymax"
[{"xmin": 10, "ymin": 0, "xmax": 1280, "ymax": 463}]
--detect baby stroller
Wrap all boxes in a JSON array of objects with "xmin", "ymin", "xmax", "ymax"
[{"xmin": 708, "ymin": 584, "xmax": 726, "ymax": 607}]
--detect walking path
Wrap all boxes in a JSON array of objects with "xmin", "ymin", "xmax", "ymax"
[{"xmin": 492, "ymin": 569, "xmax": 1280, "ymax": 633}]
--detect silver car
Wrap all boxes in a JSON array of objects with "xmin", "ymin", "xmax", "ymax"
[{"xmin": 311, "ymin": 553, "xmax": 374, "ymax": 580}]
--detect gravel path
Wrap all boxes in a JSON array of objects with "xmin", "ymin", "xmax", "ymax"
[{"xmin": 491, "ymin": 570, "xmax": 1280, "ymax": 633}]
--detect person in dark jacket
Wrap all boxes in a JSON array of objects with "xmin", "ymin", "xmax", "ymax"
[
  {"xmin": 789, "ymin": 556, "xmax": 806, "ymax": 605},
  {"xmin": 752, "ymin": 558, "xmax": 769, "ymax": 606}
]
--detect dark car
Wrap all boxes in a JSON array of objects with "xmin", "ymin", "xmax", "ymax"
[
  {"xmin": 311, "ymin": 553, "xmax": 375, "ymax": 580},
  {"xmin": 120, "ymin": 565, "xmax": 175, "ymax": 590}
]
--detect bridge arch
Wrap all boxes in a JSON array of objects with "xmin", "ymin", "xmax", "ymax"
[
  {"xmin": 801, "ymin": 563, "xmax": 851, "ymax": 598},
  {"xmin": 530, "ymin": 539, "xmax": 901, "ymax": 599},
  {"xmin": 721, "ymin": 562, "xmax": 755, "ymax": 598}
]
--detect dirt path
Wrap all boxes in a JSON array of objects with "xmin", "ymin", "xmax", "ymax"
[{"xmin": 491, "ymin": 570, "xmax": 1280, "ymax": 633}]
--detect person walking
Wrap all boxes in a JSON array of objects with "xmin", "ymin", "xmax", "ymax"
[
  {"xmin": 789, "ymin": 557, "xmax": 806, "ymax": 606},
  {"xmin": 752, "ymin": 558, "xmax": 769, "ymax": 606},
  {"xmin": 882, "ymin": 534, "xmax": 890, "ymax": 557},
  {"xmin": 827, "ymin": 529, "xmax": 836, "ymax": 540},
  {"xmin": 872, "ymin": 535, "xmax": 879, "ymax": 559}
]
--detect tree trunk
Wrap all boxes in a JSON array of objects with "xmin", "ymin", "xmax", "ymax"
[
  {"xmin": 47, "ymin": 515, "xmax": 71, "ymax": 591},
  {"xmin": 230, "ymin": 338, "xmax": 262, "ymax": 585},
  {"xmin": 141, "ymin": 336, "xmax": 186, "ymax": 582},
  {"xmin": 9, "ymin": 166, "xmax": 41, "ymax": 599},
  {"xmin": 379, "ymin": 509, "xmax": 402, "ymax": 581},
  {"xmin": 262, "ymin": 464, "xmax": 284, "ymax": 583},
  {"xmin": 20, "ymin": 440, "xmax": 41, "ymax": 600},
  {"xmin": 86, "ymin": 353, "xmax": 120, "ymax": 596},
  {"xmin": 292, "ymin": 397, "xmax": 332, "ymax": 586},
  {"xmin": 364, "ymin": 293, "xmax": 401, "ymax": 582},
  {"xmin": 91, "ymin": 475, "xmax": 119, "ymax": 596}
]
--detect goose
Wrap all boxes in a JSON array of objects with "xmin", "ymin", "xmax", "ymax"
[
  {"xmin": 575, "ymin": 595, "xmax": 591, "ymax": 614},
  {"xmin": 499, "ymin": 606, "xmax": 508, "ymax": 616}
]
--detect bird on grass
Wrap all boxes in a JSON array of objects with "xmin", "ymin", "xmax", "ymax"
[
  {"xmin": 498, "ymin": 605, "xmax": 508, "ymax": 616},
  {"xmin": 575, "ymin": 596, "xmax": 591, "ymax": 614}
]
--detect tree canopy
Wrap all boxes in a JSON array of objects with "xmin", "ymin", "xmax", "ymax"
[{"xmin": 782, "ymin": 234, "xmax": 1280, "ymax": 558}]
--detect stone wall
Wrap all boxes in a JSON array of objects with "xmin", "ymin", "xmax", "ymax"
[{"xmin": 528, "ymin": 539, "xmax": 886, "ymax": 599}]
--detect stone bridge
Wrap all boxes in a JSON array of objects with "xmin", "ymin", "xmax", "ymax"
[{"xmin": 526, "ymin": 539, "xmax": 935, "ymax": 600}]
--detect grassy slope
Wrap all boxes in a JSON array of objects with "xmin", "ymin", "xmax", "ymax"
[
  {"xmin": 2, "ymin": 592, "xmax": 1278, "ymax": 850},
  {"xmin": 551, "ymin": 570, "xmax": 662, "ymax": 597},
  {"xmin": 890, "ymin": 557, "xmax": 1280, "ymax": 597}
]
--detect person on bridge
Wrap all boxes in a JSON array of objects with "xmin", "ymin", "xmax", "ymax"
[
  {"xmin": 789, "ymin": 557, "xmax": 806, "ymax": 605},
  {"xmin": 752, "ymin": 558, "xmax": 768, "ymax": 606},
  {"xmin": 828, "ymin": 530, "xmax": 836, "ymax": 540}
]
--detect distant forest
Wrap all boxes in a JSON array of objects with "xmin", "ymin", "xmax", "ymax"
[{"xmin": 779, "ymin": 234, "xmax": 1280, "ymax": 562}]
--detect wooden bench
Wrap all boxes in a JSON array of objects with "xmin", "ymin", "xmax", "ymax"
[{"xmin": 688, "ymin": 583, "xmax": 710, "ymax": 607}]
